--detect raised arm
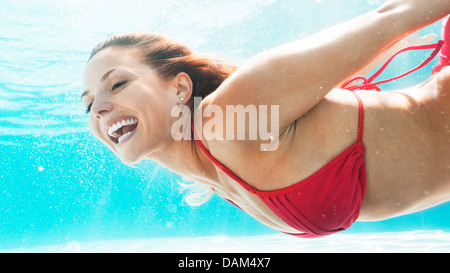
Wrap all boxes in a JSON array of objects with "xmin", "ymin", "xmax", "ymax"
[{"xmin": 205, "ymin": 0, "xmax": 450, "ymax": 137}]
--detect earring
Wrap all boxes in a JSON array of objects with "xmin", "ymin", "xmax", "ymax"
[{"xmin": 178, "ymin": 97, "xmax": 184, "ymax": 102}]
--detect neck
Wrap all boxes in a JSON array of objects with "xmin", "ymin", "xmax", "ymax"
[{"xmin": 146, "ymin": 130, "xmax": 219, "ymax": 187}]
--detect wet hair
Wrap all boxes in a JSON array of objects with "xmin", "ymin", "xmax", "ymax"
[
  {"xmin": 89, "ymin": 32, "xmax": 237, "ymax": 113},
  {"xmin": 89, "ymin": 32, "xmax": 238, "ymax": 206}
]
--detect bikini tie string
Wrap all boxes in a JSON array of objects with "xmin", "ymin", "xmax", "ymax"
[{"xmin": 341, "ymin": 40, "xmax": 444, "ymax": 91}]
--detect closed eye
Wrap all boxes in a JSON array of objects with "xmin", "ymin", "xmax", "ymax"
[
  {"xmin": 112, "ymin": 80, "xmax": 127, "ymax": 91},
  {"xmin": 85, "ymin": 102, "xmax": 93, "ymax": 114}
]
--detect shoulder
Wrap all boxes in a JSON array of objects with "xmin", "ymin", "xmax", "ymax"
[{"xmin": 195, "ymin": 92, "xmax": 296, "ymax": 153}]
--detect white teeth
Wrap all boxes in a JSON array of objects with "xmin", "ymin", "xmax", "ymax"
[
  {"xmin": 118, "ymin": 131, "xmax": 133, "ymax": 144},
  {"xmin": 107, "ymin": 118, "xmax": 138, "ymax": 137}
]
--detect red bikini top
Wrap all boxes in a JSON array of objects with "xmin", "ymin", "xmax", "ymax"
[{"xmin": 193, "ymin": 101, "xmax": 365, "ymax": 238}]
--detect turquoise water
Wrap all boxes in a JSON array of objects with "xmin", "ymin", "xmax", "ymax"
[
  {"xmin": 6, "ymin": 231, "xmax": 450, "ymax": 253},
  {"xmin": 1, "ymin": 0, "xmax": 449, "ymax": 252}
]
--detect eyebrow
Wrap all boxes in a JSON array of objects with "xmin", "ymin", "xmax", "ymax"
[
  {"xmin": 81, "ymin": 68, "xmax": 119, "ymax": 99},
  {"xmin": 101, "ymin": 68, "xmax": 119, "ymax": 81},
  {"xmin": 81, "ymin": 90, "xmax": 89, "ymax": 99}
]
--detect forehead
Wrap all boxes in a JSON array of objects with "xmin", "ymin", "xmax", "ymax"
[{"xmin": 83, "ymin": 47, "xmax": 146, "ymax": 87}]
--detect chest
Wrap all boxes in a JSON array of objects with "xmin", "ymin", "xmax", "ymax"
[{"xmin": 211, "ymin": 171, "xmax": 301, "ymax": 234}]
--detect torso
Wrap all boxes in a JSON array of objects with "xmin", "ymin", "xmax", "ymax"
[{"xmin": 195, "ymin": 68, "xmax": 450, "ymax": 234}]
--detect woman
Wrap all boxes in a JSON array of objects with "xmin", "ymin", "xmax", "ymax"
[{"xmin": 82, "ymin": 0, "xmax": 450, "ymax": 238}]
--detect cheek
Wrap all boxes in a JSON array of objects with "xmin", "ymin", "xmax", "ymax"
[{"xmin": 130, "ymin": 90, "xmax": 170, "ymax": 123}]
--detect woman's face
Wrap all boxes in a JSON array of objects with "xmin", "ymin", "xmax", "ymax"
[{"xmin": 82, "ymin": 46, "xmax": 178, "ymax": 164}]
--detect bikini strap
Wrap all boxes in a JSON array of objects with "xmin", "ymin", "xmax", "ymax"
[
  {"xmin": 352, "ymin": 92, "xmax": 364, "ymax": 143},
  {"xmin": 341, "ymin": 40, "xmax": 444, "ymax": 91},
  {"xmin": 342, "ymin": 40, "xmax": 444, "ymax": 142},
  {"xmin": 191, "ymin": 121, "xmax": 258, "ymax": 194}
]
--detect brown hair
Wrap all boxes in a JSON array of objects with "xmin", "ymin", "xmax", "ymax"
[{"xmin": 89, "ymin": 32, "xmax": 238, "ymax": 113}]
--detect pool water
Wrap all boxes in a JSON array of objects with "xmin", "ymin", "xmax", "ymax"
[
  {"xmin": 4, "ymin": 231, "xmax": 450, "ymax": 253},
  {"xmin": 1, "ymin": 0, "xmax": 449, "ymax": 252}
]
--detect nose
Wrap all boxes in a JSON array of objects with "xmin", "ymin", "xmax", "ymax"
[{"xmin": 91, "ymin": 99, "xmax": 113, "ymax": 119}]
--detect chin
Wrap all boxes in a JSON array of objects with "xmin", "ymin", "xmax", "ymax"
[{"xmin": 116, "ymin": 150, "xmax": 145, "ymax": 166}]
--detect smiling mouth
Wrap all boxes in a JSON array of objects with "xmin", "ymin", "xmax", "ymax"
[{"xmin": 107, "ymin": 118, "xmax": 138, "ymax": 144}]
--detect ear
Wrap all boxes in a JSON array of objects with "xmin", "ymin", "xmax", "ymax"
[{"xmin": 172, "ymin": 72, "xmax": 193, "ymax": 105}]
